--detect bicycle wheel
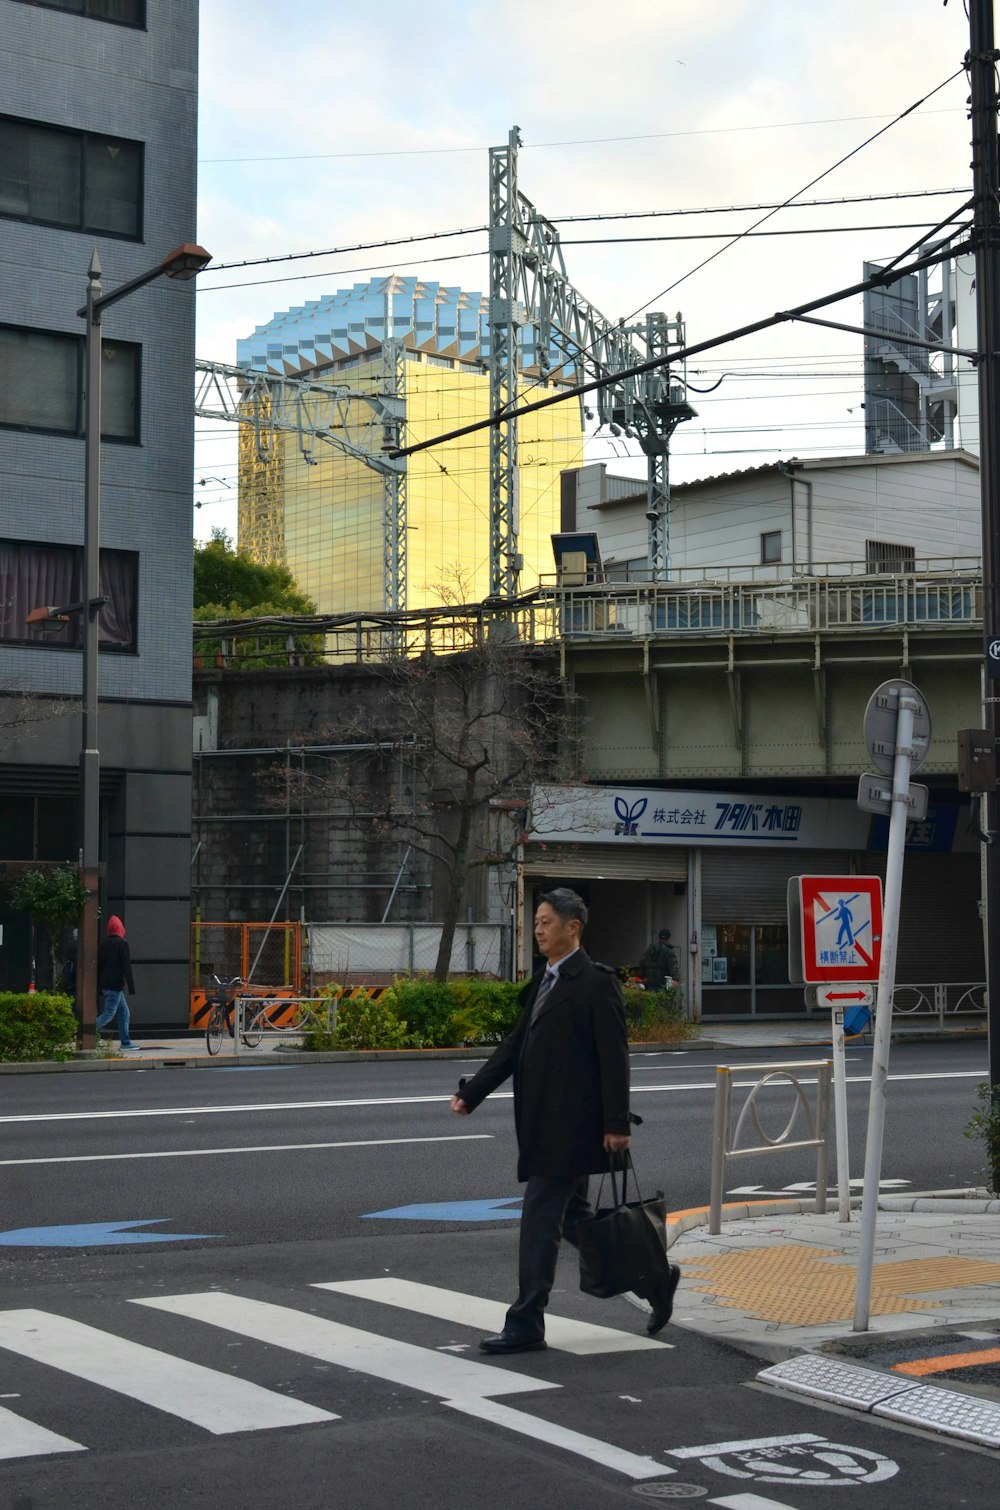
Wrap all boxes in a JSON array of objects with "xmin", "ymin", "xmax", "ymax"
[
  {"xmin": 206, "ymin": 1005, "xmax": 226, "ymax": 1056},
  {"xmin": 242, "ymin": 1002, "xmax": 266, "ymax": 1049}
]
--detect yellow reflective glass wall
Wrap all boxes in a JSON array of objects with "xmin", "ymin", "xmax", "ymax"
[{"xmin": 238, "ymin": 353, "xmax": 584, "ymax": 614}]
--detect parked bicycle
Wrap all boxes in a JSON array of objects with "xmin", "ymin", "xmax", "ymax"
[{"xmin": 204, "ymin": 974, "xmax": 246, "ymax": 1055}]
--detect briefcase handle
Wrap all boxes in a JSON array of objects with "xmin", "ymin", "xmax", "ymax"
[{"xmin": 602, "ymin": 1148, "xmax": 645, "ymax": 1210}]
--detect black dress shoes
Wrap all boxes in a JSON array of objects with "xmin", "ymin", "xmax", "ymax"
[
  {"xmin": 478, "ymin": 1332, "xmax": 548, "ymax": 1355},
  {"xmin": 646, "ymin": 1263, "xmax": 681, "ymax": 1337}
]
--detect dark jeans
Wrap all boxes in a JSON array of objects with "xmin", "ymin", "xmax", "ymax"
[{"xmin": 505, "ymin": 1173, "xmax": 593, "ymax": 1339}]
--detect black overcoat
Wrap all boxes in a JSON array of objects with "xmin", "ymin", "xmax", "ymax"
[{"xmin": 456, "ymin": 949, "xmax": 630, "ymax": 1180}]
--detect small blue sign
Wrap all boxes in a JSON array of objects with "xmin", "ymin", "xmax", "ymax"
[
  {"xmin": 868, "ymin": 803, "xmax": 959, "ymax": 853},
  {"xmin": 362, "ymin": 1198, "xmax": 522, "ymax": 1222},
  {"xmin": 0, "ymin": 1220, "xmax": 218, "ymax": 1247}
]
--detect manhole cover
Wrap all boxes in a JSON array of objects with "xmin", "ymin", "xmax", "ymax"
[{"xmin": 633, "ymin": 1486, "xmax": 707, "ymax": 1500}]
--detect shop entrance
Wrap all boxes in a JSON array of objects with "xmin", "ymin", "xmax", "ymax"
[{"xmin": 701, "ymin": 922, "xmax": 801, "ymax": 1017}]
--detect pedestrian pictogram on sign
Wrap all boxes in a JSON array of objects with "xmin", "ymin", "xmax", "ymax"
[{"xmin": 788, "ymin": 875, "xmax": 883, "ymax": 984}]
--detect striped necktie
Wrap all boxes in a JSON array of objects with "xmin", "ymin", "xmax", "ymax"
[{"xmin": 530, "ymin": 966, "xmax": 558, "ymax": 1023}]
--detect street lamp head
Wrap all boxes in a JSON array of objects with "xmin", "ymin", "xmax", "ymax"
[
  {"xmin": 26, "ymin": 606, "xmax": 72, "ymax": 632},
  {"xmin": 160, "ymin": 243, "xmax": 212, "ymax": 280}
]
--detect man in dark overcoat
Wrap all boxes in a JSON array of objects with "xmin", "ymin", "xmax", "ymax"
[{"xmin": 451, "ymin": 887, "xmax": 677, "ymax": 1352}]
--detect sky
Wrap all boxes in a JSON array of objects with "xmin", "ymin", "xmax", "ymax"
[{"xmin": 191, "ymin": 0, "xmax": 976, "ymax": 546}]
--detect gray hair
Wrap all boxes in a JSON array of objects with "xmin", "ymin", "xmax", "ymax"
[{"xmin": 537, "ymin": 888, "xmax": 588, "ymax": 928}]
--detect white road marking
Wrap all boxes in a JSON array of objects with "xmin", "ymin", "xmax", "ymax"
[
  {"xmin": 710, "ymin": 1496, "xmax": 801, "ymax": 1510},
  {"xmin": 445, "ymin": 1396, "xmax": 671, "ymax": 1480},
  {"xmin": 670, "ymin": 1434, "xmax": 823, "ymax": 1459},
  {"xmin": 0, "ymin": 1310, "xmax": 335, "ymax": 1434},
  {"xmin": 134, "ymin": 1292, "xmax": 558, "ymax": 1400},
  {"xmin": 0, "ymin": 1069, "xmax": 984, "ymax": 1127},
  {"xmin": 0, "ymin": 1403, "xmax": 84, "ymax": 1461},
  {"xmin": 317, "ymin": 1278, "xmax": 671, "ymax": 1354},
  {"xmin": 0, "ymin": 1134, "xmax": 492, "ymax": 1168}
]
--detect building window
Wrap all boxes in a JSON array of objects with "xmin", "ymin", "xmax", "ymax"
[
  {"xmin": 0, "ymin": 540, "xmax": 138, "ymax": 651},
  {"xmin": 0, "ymin": 116, "xmax": 143, "ymax": 237},
  {"xmin": 11, "ymin": 1, "xmax": 146, "ymax": 27},
  {"xmin": 760, "ymin": 530, "xmax": 782, "ymax": 564},
  {"xmin": 0, "ymin": 325, "xmax": 140, "ymax": 440},
  {"xmin": 866, "ymin": 538, "xmax": 916, "ymax": 574}
]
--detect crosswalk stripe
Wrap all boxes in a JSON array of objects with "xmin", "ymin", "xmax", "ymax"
[
  {"xmin": 316, "ymin": 1278, "xmax": 672, "ymax": 1354},
  {"xmin": 445, "ymin": 1397, "xmax": 671, "ymax": 1480},
  {"xmin": 134, "ymin": 1292, "xmax": 558, "ymax": 1401},
  {"xmin": 0, "ymin": 1403, "xmax": 84, "ymax": 1461},
  {"xmin": 0, "ymin": 1310, "xmax": 336, "ymax": 1435}
]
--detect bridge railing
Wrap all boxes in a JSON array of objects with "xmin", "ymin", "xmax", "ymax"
[{"xmin": 193, "ymin": 567, "xmax": 983, "ymax": 666}]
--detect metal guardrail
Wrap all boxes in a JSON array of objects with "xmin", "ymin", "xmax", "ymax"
[
  {"xmin": 892, "ymin": 981, "xmax": 986, "ymax": 1028},
  {"xmin": 232, "ymin": 994, "xmax": 329, "ymax": 1053},
  {"xmin": 709, "ymin": 1059, "xmax": 832, "ymax": 1234},
  {"xmin": 193, "ymin": 567, "xmax": 983, "ymax": 665}
]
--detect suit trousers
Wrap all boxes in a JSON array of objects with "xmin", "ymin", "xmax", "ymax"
[{"xmin": 505, "ymin": 1173, "xmax": 593, "ymax": 1338}]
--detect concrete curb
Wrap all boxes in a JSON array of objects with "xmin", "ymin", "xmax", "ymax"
[
  {"xmin": 0, "ymin": 1020, "xmax": 984, "ymax": 1073},
  {"xmin": 0, "ymin": 1038, "xmax": 695, "ymax": 1075},
  {"xmin": 664, "ymin": 1189, "xmax": 998, "ymax": 1246}
]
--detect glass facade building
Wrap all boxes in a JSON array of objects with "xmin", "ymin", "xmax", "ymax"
[{"xmin": 237, "ymin": 276, "xmax": 584, "ymax": 611}]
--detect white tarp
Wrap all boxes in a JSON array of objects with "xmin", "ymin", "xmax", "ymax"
[{"xmin": 308, "ymin": 923, "xmax": 506, "ymax": 978}]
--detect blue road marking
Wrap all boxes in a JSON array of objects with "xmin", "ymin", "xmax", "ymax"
[
  {"xmin": 0, "ymin": 1219, "xmax": 219, "ymax": 1247},
  {"xmin": 362, "ymin": 1198, "xmax": 523, "ymax": 1222}
]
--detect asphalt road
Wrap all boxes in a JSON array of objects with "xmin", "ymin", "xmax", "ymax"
[{"xmin": 0, "ymin": 1038, "xmax": 994, "ymax": 1508}]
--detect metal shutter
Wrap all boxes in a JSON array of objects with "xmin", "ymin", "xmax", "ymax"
[
  {"xmin": 522, "ymin": 842, "xmax": 687, "ymax": 881},
  {"xmin": 859, "ymin": 850, "xmax": 984, "ymax": 984},
  {"xmin": 702, "ymin": 849, "xmax": 855, "ymax": 923}
]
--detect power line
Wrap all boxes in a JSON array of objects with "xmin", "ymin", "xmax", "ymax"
[
  {"xmin": 201, "ymin": 186, "xmax": 968, "ymax": 276},
  {"xmin": 629, "ymin": 66, "xmax": 967, "ymax": 315},
  {"xmin": 387, "ymin": 239, "xmax": 973, "ymax": 461},
  {"xmin": 197, "ymin": 108, "xmax": 964, "ymax": 164}
]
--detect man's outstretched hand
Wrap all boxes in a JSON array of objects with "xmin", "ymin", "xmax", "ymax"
[{"xmin": 451, "ymin": 1095, "xmax": 471, "ymax": 1115}]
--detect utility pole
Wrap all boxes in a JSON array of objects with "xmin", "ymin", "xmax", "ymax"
[{"xmin": 969, "ymin": 0, "xmax": 1000, "ymax": 1093}]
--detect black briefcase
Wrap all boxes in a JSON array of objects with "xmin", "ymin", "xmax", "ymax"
[{"xmin": 577, "ymin": 1154, "xmax": 671, "ymax": 1301}]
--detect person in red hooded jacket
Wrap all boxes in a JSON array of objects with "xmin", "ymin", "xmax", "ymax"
[{"xmin": 94, "ymin": 915, "xmax": 138, "ymax": 1050}]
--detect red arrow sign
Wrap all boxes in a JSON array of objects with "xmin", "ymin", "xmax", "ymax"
[{"xmin": 827, "ymin": 991, "xmax": 868, "ymax": 1001}]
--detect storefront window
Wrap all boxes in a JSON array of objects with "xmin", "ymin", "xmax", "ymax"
[{"xmin": 703, "ymin": 923, "xmax": 796, "ymax": 1016}]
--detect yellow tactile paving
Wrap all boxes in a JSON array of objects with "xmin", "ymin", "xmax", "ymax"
[{"xmin": 682, "ymin": 1245, "xmax": 1000, "ymax": 1326}]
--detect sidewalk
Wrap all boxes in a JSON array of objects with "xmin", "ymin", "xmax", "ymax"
[
  {"xmin": 0, "ymin": 1009, "xmax": 986, "ymax": 1074},
  {"xmin": 659, "ymin": 1193, "xmax": 1000, "ymax": 1451}
]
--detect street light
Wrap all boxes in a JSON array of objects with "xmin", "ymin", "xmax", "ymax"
[{"xmin": 74, "ymin": 243, "xmax": 211, "ymax": 1048}]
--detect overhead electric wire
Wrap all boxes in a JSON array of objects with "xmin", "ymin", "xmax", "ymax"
[
  {"xmin": 628, "ymin": 65, "xmax": 967, "ymax": 315},
  {"xmin": 199, "ymin": 220, "xmax": 970, "ymax": 296},
  {"xmin": 198, "ymin": 108, "xmax": 964, "ymax": 164},
  {"xmin": 201, "ymin": 186, "xmax": 967, "ymax": 277},
  {"xmin": 386, "ymin": 238, "xmax": 974, "ymax": 461}
]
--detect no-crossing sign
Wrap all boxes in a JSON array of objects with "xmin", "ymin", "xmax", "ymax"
[{"xmin": 788, "ymin": 875, "xmax": 883, "ymax": 984}]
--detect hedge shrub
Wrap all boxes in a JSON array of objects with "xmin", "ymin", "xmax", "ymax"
[
  {"xmin": 622, "ymin": 984, "xmax": 693, "ymax": 1043},
  {"xmin": 320, "ymin": 989, "xmax": 410, "ymax": 1051},
  {"xmin": 297, "ymin": 977, "xmax": 693, "ymax": 1052},
  {"xmin": 0, "ymin": 992, "xmax": 78, "ymax": 1063}
]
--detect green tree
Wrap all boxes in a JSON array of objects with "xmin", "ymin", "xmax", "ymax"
[
  {"xmin": 193, "ymin": 529, "xmax": 323, "ymax": 668},
  {"xmin": 194, "ymin": 528, "xmax": 316, "ymax": 617},
  {"xmin": 10, "ymin": 865, "xmax": 90, "ymax": 988}
]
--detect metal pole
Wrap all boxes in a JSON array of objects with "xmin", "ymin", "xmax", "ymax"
[
  {"xmin": 708, "ymin": 1066, "xmax": 731, "ymax": 1235},
  {"xmin": 76, "ymin": 252, "xmax": 103, "ymax": 1051},
  {"xmin": 853, "ymin": 696, "xmax": 915, "ymax": 1330},
  {"xmin": 815, "ymin": 1060, "xmax": 831, "ymax": 1216},
  {"xmin": 969, "ymin": 0, "xmax": 1000, "ymax": 1095},
  {"xmin": 831, "ymin": 1010, "xmax": 852, "ymax": 1221},
  {"xmin": 246, "ymin": 844, "xmax": 303, "ymax": 983}
]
